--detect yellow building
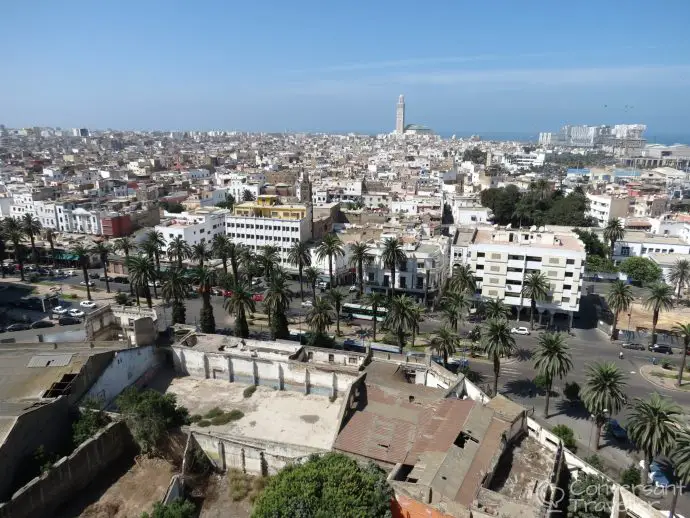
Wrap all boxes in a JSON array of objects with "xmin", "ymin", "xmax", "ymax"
[{"xmin": 233, "ymin": 195, "xmax": 307, "ymax": 220}]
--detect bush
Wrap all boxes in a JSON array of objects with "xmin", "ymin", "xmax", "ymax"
[
  {"xmin": 114, "ymin": 292, "xmax": 130, "ymax": 305},
  {"xmin": 662, "ymin": 359, "xmax": 673, "ymax": 370},
  {"xmin": 564, "ymin": 381, "xmax": 580, "ymax": 402},
  {"xmin": 533, "ymin": 373, "xmax": 551, "ymax": 392},
  {"xmin": 227, "ymin": 409, "xmax": 244, "ymax": 421},
  {"xmin": 552, "ymin": 424, "xmax": 577, "ymax": 451},
  {"xmin": 197, "ymin": 420, "xmax": 211, "ymax": 427},
  {"xmin": 72, "ymin": 400, "xmax": 110, "ymax": 446},
  {"xmin": 621, "ymin": 465, "xmax": 642, "ymax": 493},
  {"xmin": 211, "ymin": 414, "xmax": 232, "ymax": 426},
  {"xmin": 584, "ymin": 454, "xmax": 604, "ymax": 471},
  {"xmin": 243, "ymin": 385, "xmax": 256, "ymax": 398},
  {"xmin": 205, "ymin": 407, "xmax": 223, "ymax": 419},
  {"xmin": 228, "ymin": 468, "xmax": 250, "ymax": 501},
  {"xmin": 249, "ymin": 476, "xmax": 269, "ymax": 503},
  {"xmin": 190, "ymin": 414, "xmax": 203, "ymax": 423},
  {"xmin": 141, "ymin": 498, "xmax": 196, "ymax": 518}
]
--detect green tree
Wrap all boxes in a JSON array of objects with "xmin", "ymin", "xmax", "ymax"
[
  {"xmin": 441, "ymin": 290, "xmax": 470, "ymax": 333},
  {"xmin": 144, "ymin": 229, "xmax": 166, "ymax": 285},
  {"xmin": 522, "ymin": 272, "xmax": 550, "ymax": 330},
  {"xmin": 483, "ymin": 298, "xmax": 511, "ymax": 321},
  {"xmin": 619, "ymin": 257, "xmax": 662, "ymax": 285},
  {"xmin": 316, "ymin": 233, "xmax": 345, "ymax": 288},
  {"xmin": 483, "ymin": 319, "xmax": 516, "ymax": 396},
  {"xmin": 72, "ymin": 400, "xmax": 109, "ymax": 446},
  {"xmin": 224, "ymin": 281, "xmax": 255, "ymax": 338},
  {"xmin": 194, "ymin": 266, "xmax": 216, "ymax": 333},
  {"xmin": 585, "ymin": 255, "xmax": 618, "ymax": 274},
  {"xmin": 669, "ymin": 258, "xmax": 690, "ymax": 298},
  {"xmin": 384, "ymin": 295, "xmax": 416, "ymax": 351},
  {"xmin": 242, "ymin": 189, "xmax": 255, "ymax": 202},
  {"xmin": 264, "ymin": 272, "xmax": 291, "ymax": 340},
  {"xmin": 348, "ymin": 241, "xmax": 371, "ymax": 297},
  {"xmin": 21, "ymin": 213, "xmax": 42, "ymax": 266},
  {"xmin": 568, "ymin": 472, "xmax": 612, "ymax": 518},
  {"xmin": 627, "ymin": 393, "xmax": 681, "ymax": 484},
  {"xmin": 127, "ymin": 256, "xmax": 155, "ymax": 308},
  {"xmin": 72, "ymin": 244, "xmax": 93, "ymax": 300},
  {"xmin": 644, "ymin": 283, "xmax": 674, "ymax": 346},
  {"xmin": 463, "ymin": 147, "xmax": 486, "ymax": 164},
  {"xmin": 380, "ymin": 237, "xmax": 406, "ymax": 299},
  {"xmin": 3, "ymin": 218, "xmax": 27, "ymax": 281},
  {"xmin": 141, "ymin": 499, "xmax": 196, "ymax": 518},
  {"xmin": 533, "ymin": 332, "xmax": 572, "ymax": 417},
  {"xmin": 364, "ymin": 291, "xmax": 386, "ymax": 342},
  {"xmin": 211, "ymin": 234, "xmax": 232, "ymax": 275},
  {"xmin": 114, "ymin": 236, "xmax": 136, "ymax": 296},
  {"xmin": 552, "ymin": 424, "xmax": 577, "ymax": 451},
  {"xmin": 251, "ymin": 453, "xmax": 393, "ymax": 518},
  {"xmin": 191, "ymin": 241, "xmax": 212, "ymax": 268},
  {"xmin": 288, "ymin": 241, "xmax": 312, "ymax": 301},
  {"xmin": 139, "ymin": 239, "xmax": 162, "ymax": 299},
  {"xmin": 327, "ymin": 289, "xmax": 346, "ymax": 336},
  {"xmin": 260, "ymin": 245, "xmax": 281, "ymax": 280},
  {"xmin": 620, "ymin": 466, "xmax": 641, "ymax": 491},
  {"xmin": 304, "ymin": 266, "xmax": 320, "ymax": 302},
  {"xmin": 305, "ymin": 297, "xmax": 333, "ymax": 338},
  {"xmin": 43, "ymin": 228, "xmax": 57, "ymax": 267},
  {"xmin": 606, "ymin": 280, "xmax": 634, "ymax": 340},
  {"xmin": 448, "ymin": 263, "xmax": 477, "ymax": 295},
  {"xmin": 670, "ymin": 427, "xmax": 690, "ymax": 517},
  {"xmin": 91, "ymin": 242, "xmax": 112, "ymax": 293},
  {"xmin": 573, "ymin": 228, "xmax": 609, "ymax": 258},
  {"xmin": 408, "ymin": 304, "xmax": 423, "ymax": 349},
  {"xmin": 674, "ymin": 323, "xmax": 690, "ymax": 386},
  {"xmin": 161, "ymin": 268, "xmax": 190, "ymax": 324},
  {"xmin": 167, "ymin": 235, "xmax": 191, "ymax": 269},
  {"xmin": 603, "ymin": 219, "xmax": 625, "ymax": 260},
  {"xmin": 429, "ymin": 327, "xmax": 458, "ymax": 368},
  {"xmin": 581, "ymin": 362, "xmax": 627, "ymax": 450}
]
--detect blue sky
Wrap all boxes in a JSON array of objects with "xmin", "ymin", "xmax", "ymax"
[{"xmin": 2, "ymin": 0, "xmax": 690, "ymax": 137}]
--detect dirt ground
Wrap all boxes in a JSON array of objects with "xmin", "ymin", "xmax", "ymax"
[
  {"xmin": 622, "ymin": 300, "xmax": 690, "ymax": 333},
  {"xmin": 200, "ymin": 473, "xmax": 252, "ymax": 518}
]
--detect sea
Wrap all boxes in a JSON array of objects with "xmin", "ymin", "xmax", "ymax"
[{"xmin": 437, "ymin": 131, "xmax": 690, "ymax": 146}]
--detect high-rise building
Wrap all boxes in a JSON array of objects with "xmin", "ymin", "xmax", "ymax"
[{"xmin": 395, "ymin": 94, "xmax": 405, "ymax": 135}]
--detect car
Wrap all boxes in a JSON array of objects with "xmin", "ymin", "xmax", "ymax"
[
  {"xmin": 211, "ymin": 287, "xmax": 224, "ymax": 296},
  {"xmin": 349, "ymin": 285, "xmax": 357, "ymax": 293},
  {"xmin": 648, "ymin": 461, "xmax": 673, "ymax": 488},
  {"xmin": 147, "ymin": 280, "xmax": 161, "ymax": 287},
  {"xmin": 112, "ymin": 276, "xmax": 129, "ymax": 284},
  {"xmin": 89, "ymin": 272, "xmax": 100, "ymax": 279},
  {"xmin": 68, "ymin": 308, "xmax": 85, "ymax": 318},
  {"xmin": 343, "ymin": 338, "xmax": 359, "ymax": 347},
  {"xmin": 80, "ymin": 300, "xmax": 97, "ymax": 308},
  {"xmin": 58, "ymin": 316, "xmax": 81, "ymax": 326},
  {"xmin": 621, "ymin": 342, "xmax": 645, "ymax": 351},
  {"xmin": 318, "ymin": 281, "xmax": 330, "ymax": 289},
  {"xmin": 649, "ymin": 344, "xmax": 673, "ymax": 354},
  {"xmin": 52, "ymin": 306, "xmax": 68, "ymax": 315},
  {"xmin": 5, "ymin": 323, "xmax": 31, "ymax": 332},
  {"xmin": 223, "ymin": 289, "xmax": 234, "ymax": 297},
  {"xmin": 252, "ymin": 293, "xmax": 264, "ymax": 302},
  {"xmin": 607, "ymin": 419, "xmax": 627, "ymax": 440},
  {"xmin": 53, "ymin": 269, "xmax": 64, "ymax": 276},
  {"xmin": 31, "ymin": 320, "xmax": 55, "ymax": 329},
  {"xmin": 510, "ymin": 327, "xmax": 530, "ymax": 335},
  {"xmin": 65, "ymin": 270, "xmax": 76, "ymax": 276},
  {"xmin": 301, "ymin": 300, "xmax": 313, "ymax": 308},
  {"xmin": 80, "ymin": 281, "xmax": 95, "ymax": 287}
]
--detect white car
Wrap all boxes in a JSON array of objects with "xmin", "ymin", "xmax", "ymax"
[
  {"xmin": 80, "ymin": 300, "xmax": 97, "ymax": 309},
  {"xmin": 52, "ymin": 306, "xmax": 68, "ymax": 315},
  {"xmin": 511, "ymin": 327, "xmax": 531, "ymax": 335},
  {"xmin": 301, "ymin": 300, "xmax": 313, "ymax": 308},
  {"xmin": 80, "ymin": 281, "xmax": 95, "ymax": 287},
  {"xmin": 349, "ymin": 285, "xmax": 357, "ymax": 293},
  {"xmin": 68, "ymin": 308, "xmax": 85, "ymax": 318},
  {"xmin": 65, "ymin": 270, "xmax": 76, "ymax": 276},
  {"xmin": 147, "ymin": 280, "xmax": 161, "ymax": 287}
]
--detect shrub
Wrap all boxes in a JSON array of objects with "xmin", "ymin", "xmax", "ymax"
[
  {"xmin": 552, "ymin": 424, "xmax": 577, "ymax": 451},
  {"xmin": 621, "ymin": 465, "xmax": 642, "ymax": 493},
  {"xmin": 661, "ymin": 359, "xmax": 673, "ymax": 370},
  {"xmin": 564, "ymin": 381, "xmax": 580, "ymax": 402},
  {"xmin": 205, "ymin": 407, "xmax": 223, "ymax": 419},
  {"xmin": 584, "ymin": 454, "xmax": 604, "ymax": 471},
  {"xmin": 72, "ymin": 400, "xmax": 110, "ymax": 446},
  {"xmin": 211, "ymin": 414, "xmax": 233, "ymax": 426},
  {"xmin": 114, "ymin": 292, "xmax": 130, "ymax": 305},
  {"xmin": 228, "ymin": 468, "xmax": 250, "ymax": 501},
  {"xmin": 197, "ymin": 420, "xmax": 211, "ymax": 427},
  {"xmin": 227, "ymin": 409, "xmax": 244, "ymax": 421},
  {"xmin": 141, "ymin": 498, "xmax": 196, "ymax": 518},
  {"xmin": 243, "ymin": 385, "xmax": 256, "ymax": 398},
  {"xmin": 190, "ymin": 414, "xmax": 203, "ymax": 423},
  {"xmin": 249, "ymin": 476, "xmax": 269, "ymax": 503},
  {"xmin": 533, "ymin": 373, "xmax": 551, "ymax": 392}
]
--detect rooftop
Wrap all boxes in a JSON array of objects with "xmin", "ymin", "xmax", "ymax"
[{"xmin": 473, "ymin": 228, "xmax": 585, "ymax": 253}]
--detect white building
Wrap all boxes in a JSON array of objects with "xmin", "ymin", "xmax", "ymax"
[
  {"xmin": 155, "ymin": 209, "xmax": 229, "ymax": 248},
  {"xmin": 604, "ymin": 230, "xmax": 690, "ymax": 263},
  {"xmin": 585, "ymin": 193, "xmax": 630, "ymax": 227}
]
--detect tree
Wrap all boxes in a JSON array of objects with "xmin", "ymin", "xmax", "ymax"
[
  {"xmin": 305, "ymin": 297, "xmax": 333, "ymax": 337},
  {"xmin": 552, "ymin": 424, "xmax": 577, "ymax": 451},
  {"xmin": 620, "ymin": 466, "xmax": 641, "ymax": 490},
  {"xmin": 43, "ymin": 228, "xmax": 57, "ymax": 267},
  {"xmin": 441, "ymin": 290, "xmax": 470, "ymax": 333},
  {"xmin": 619, "ymin": 257, "xmax": 662, "ymax": 285},
  {"xmin": 581, "ymin": 362, "xmax": 627, "ymax": 450},
  {"xmin": 72, "ymin": 400, "xmax": 109, "ymax": 446},
  {"xmin": 380, "ymin": 237, "xmax": 406, "ymax": 299},
  {"xmin": 483, "ymin": 319, "xmax": 516, "ymax": 396},
  {"xmin": 242, "ymin": 189, "xmax": 255, "ymax": 202},
  {"xmin": 522, "ymin": 272, "xmax": 550, "ymax": 329},
  {"xmin": 384, "ymin": 295, "xmax": 416, "ymax": 352},
  {"xmin": 674, "ymin": 323, "xmax": 690, "ymax": 386},
  {"xmin": 409, "ymin": 304, "xmax": 423, "ymax": 349},
  {"xmin": 586, "ymin": 255, "xmax": 618, "ymax": 274},
  {"xmin": 224, "ymin": 281, "xmax": 255, "ymax": 338},
  {"xmin": 327, "ymin": 289, "xmax": 346, "ymax": 336},
  {"xmin": 627, "ymin": 393, "xmax": 681, "ymax": 485},
  {"xmin": 463, "ymin": 147, "xmax": 486, "ymax": 164},
  {"xmin": 211, "ymin": 234, "xmax": 232, "ymax": 275},
  {"xmin": 21, "ymin": 213, "xmax": 42, "ymax": 266},
  {"xmin": 167, "ymin": 235, "xmax": 191, "ymax": 269},
  {"xmin": 304, "ymin": 266, "xmax": 320, "ymax": 302},
  {"xmin": 606, "ymin": 280, "xmax": 634, "ymax": 340},
  {"xmin": 448, "ymin": 263, "xmax": 477, "ymax": 295},
  {"xmin": 316, "ymin": 233, "xmax": 345, "ymax": 288},
  {"xmin": 568, "ymin": 472, "xmax": 612, "ymax": 518},
  {"xmin": 161, "ymin": 268, "xmax": 190, "ymax": 324},
  {"xmin": 260, "ymin": 245, "xmax": 281, "ymax": 280},
  {"xmin": 669, "ymin": 259, "xmax": 690, "ymax": 298},
  {"xmin": 603, "ymin": 220, "xmax": 625, "ymax": 260},
  {"xmin": 139, "ymin": 239, "xmax": 161, "ymax": 299},
  {"xmin": 644, "ymin": 283, "xmax": 674, "ymax": 346},
  {"xmin": 72, "ymin": 244, "xmax": 92, "ymax": 300},
  {"xmin": 127, "ymin": 256, "xmax": 155, "ymax": 308},
  {"xmin": 141, "ymin": 499, "xmax": 196, "ymax": 518},
  {"xmin": 114, "ymin": 236, "xmax": 136, "ymax": 296},
  {"xmin": 251, "ymin": 453, "xmax": 393, "ymax": 518},
  {"xmin": 144, "ymin": 230, "xmax": 166, "ymax": 286},
  {"xmin": 288, "ymin": 241, "xmax": 312, "ymax": 301},
  {"xmin": 191, "ymin": 241, "xmax": 212, "ymax": 268},
  {"xmin": 3, "ymin": 218, "xmax": 26, "ymax": 281},
  {"xmin": 194, "ymin": 266, "xmax": 216, "ymax": 333},
  {"xmin": 364, "ymin": 292, "xmax": 386, "ymax": 342},
  {"xmin": 214, "ymin": 193, "xmax": 235, "ymax": 211},
  {"xmin": 349, "ymin": 241, "xmax": 371, "ymax": 297},
  {"xmin": 160, "ymin": 201, "xmax": 185, "ymax": 214},
  {"xmin": 116, "ymin": 387, "xmax": 189, "ymax": 454},
  {"xmin": 429, "ymin": 327, "xmax": 458, "ymax": 368},
  {"xmin": 533, "ymin": 332, "xmax": 572, "ymax": 417},
  {"xmin": 91, "ymin": 242, "xmax": 112, "ymax": 293},
  {"xmin": 264, "ymin": 272, "xmax": 291, "ymax": 340},
  {"xmin": 564, "ymin": 381, "xmax": 580, "ymax": 404},
  {"xmin": 483, "ymin": 298, "xmax": 511, "ymax": 321},
  {"xmin": 573, "ymin": 228, "xmax": 609, "ymax": 258},
  {"xmin": 670, "ymin": 428, "xmax": 690, "ymax": 517}
]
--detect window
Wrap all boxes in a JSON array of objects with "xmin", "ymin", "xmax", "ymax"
[
  {"xmin": 488, "ymin": 289, "xmax": 498, "ymax": 296},
  {"xmin": 477, "ymin": 252, "xmax": 485, "ymax": 258},
  {"xmin": 490, "ymin": 253, "xmax": 501, "ymax": 260},
  {"xmin": 547, "ymin": 270, "xmax": 558, "ymax": 278},
  {"xmin": 489, "ymin": 265, "xmax": 500, "ymax": 272},
  {"xmin": 565, "ymin": 271, "xmax": 573, "ymax": 278},
  {"xmin": 549, "ymin": 257, "xmax": 560, "ymax": 264},
  {"xmin": 563, "ymin": 284, "xmax": 572, "ymax": 290},
  {"xmin": 328, "ymin": 354, "xmax": 334, "ymax": 362},
  {"xmin": 348, "ymin": 357, "xmax": 358, "ymax": 365},
  {"xmin": 526, "ymin": 256, "xmax": 542, "ymax": 262},
  {"xmin": 507, "ymin": 267, "xmax": 522, "ymax": 273},
  {"xmin": 399, "ymin": 277, "xmax": 407, "ymax": 288},
  {"xmin": 562, "ymin": 297, "xmax": 570, "ymax": 303},
  {"xmin": 506, "ymin": 279, "xmax": 521, "ymax": 285},
  {"xmin": 621, "ymin": 246, "xmax": 630, "ymax": 257},
  {"xmin": 476, "ymin": 265, "xmax": 484, "ymax": 270},
  {"xmin": 489, "ymin": 277, "xmax": 500, "ymax": 284},
  {"xmin": 417, "ymin": 262, "xmax": 424, "ymax": 269},
  {"xmin": 416, "ymin": 276, "xmax": 424, "ymax": 289},
  {"xmin": 566, "ymin": 259, "xmax": 575, "ymax": 265}
]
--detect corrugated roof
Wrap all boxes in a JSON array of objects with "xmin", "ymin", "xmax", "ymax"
[{"xmin": 27, "ymin": 353, "xmax": 74, "ymax": 368}]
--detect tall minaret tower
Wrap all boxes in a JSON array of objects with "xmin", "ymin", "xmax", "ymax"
[{"xmin": 395, "ymin": 94, "xmax": 405, "ymax": 135}]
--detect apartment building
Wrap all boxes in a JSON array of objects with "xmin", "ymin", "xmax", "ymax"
[
  {"xmin": 585, "ymin": 193, "xmax": 629, "ymax": 227},
  {"xmin": 225, "ymin": 195, "xmax": 312, "ymax": 266},
  {"xmin": 155, "ymin": 208, "xmax": 229, "ymax": 248},
  {"xmin": 603, "ymin": 230, "xmax": 690, "ymax": 263},
  {"xmin": 455, "ymin": 227, "xmax": 586, "ymax": 327}
]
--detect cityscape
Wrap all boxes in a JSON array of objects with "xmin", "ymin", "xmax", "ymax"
[{"xmin": 3, "ymin": 2, "xmax": 690, "ymax": 518}]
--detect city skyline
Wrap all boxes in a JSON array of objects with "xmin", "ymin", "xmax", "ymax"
[{"xmin": 2, "ymin": 1, "xmax": 690, "ymax": 136}]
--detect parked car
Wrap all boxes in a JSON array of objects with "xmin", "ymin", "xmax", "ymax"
[
  {"xmin": 621, "ymin": 342, "xmax": 645, "ymax": 351},
  {"xmin": 252, "ymin": 293, "xmax": 264, "ymax": 302},
  {"xmin": 111, "ymin": 276, "xmax": 129, "ymax": 284},
  {"xmin": 31, "ymin": 320, "xmax": 55, "ymax": 329},
  {"xmin": 510, "ymin": 327, "xmax": 530, "ymax": 335},
  {"xmin": 80, "ymin": 300, "xmax": 97, "ymax": 309},
  {"xmin": 58, "ymin": 316, "xmax": 81, "ymax": 326},
  {"xmin": 80, "ymin": 281, "xmax": 95, "ymax": 287},
  {"xmin": 648, "ymin": 461, "xmax": 673, "ymax": 488},
  {"xmin": 649, "ymin": 344, "xmax": 674, "ymax": 355},
  {"xmin": 349, "ymin": 285, "xmax": 357, "ymax": 293},
  {"xmin": 89, "ymin": 272, "xmax": 100, "ymax": 279},
  {"xmin": 5, "ymin": 323, "xmax": 31, "ymax": 332},
  {"xmin": 317, "ymin": 280, "xmax": 330, "ymax": 290},
  {"xmin": 343, "ymin": 338, "xmax": 359, "ymax": 347},
  {"xmin": 301, "ymin": 300, "xmax": 313, "ymax": 308},
  {"xmin": 65, "ymin": 270, "xmax": 76, "ymax": 276},
  {"xmin": 52, "ymin": 306, "xmax": 68, "ymax": 315},
  {"xmin": 68, "ymin": 308, "xmax": 85, "ymax": 318},
  {"xmin": 211, "ymin": 287, "xmax": 224, "ymax": 296},
  {"xmin": 607, "ymin": 419, "xmax": 627, "ymax": 440}
]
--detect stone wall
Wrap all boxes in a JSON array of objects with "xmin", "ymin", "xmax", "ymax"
[{"xmin": 0, "ymin": 421, "xmax": 133, "ymax": 518}]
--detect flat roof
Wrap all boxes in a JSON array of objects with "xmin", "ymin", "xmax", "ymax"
[
  {"xmin": 473, "ymin": 228, "xmax": 585, "ymax": 252},
  {"xmin": 618, "ymin": 230, "xmax": 687, "ymax": 245}
]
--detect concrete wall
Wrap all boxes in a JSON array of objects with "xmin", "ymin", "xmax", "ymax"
[
  {"xmin": 304, "ymin": 346, "xmax": 367, "ymax": 368},
  {"xmin": 0, "ymin": 421, "xmax": 132, "ymax": 518}
]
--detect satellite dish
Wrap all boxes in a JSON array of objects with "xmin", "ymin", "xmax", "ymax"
[
  {"xmin": 530, "ymin": 225, "xmax": 537, "ymax": 231},
  {"xmin": 539, "ymin": 226, "xmax": 545, "ymax": 232}
]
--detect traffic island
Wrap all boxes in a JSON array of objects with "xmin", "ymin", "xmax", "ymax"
[{"xmin": 639, "ymin": 364, "xmax": 690, "ymax": 392}]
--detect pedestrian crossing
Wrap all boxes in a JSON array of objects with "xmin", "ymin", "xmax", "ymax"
[{"xmin": 499, "ymin": 367, "xmax": 524, "ymax": 379}]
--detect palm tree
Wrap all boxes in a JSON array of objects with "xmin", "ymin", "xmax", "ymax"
[
  {"xmin": 260, "ymin": 245, "xmax": 281, "ymax": 280},
  {"xmin": 441, "ymin": 290, "xmax": 470, "ymax": 333},
  {"xmin": 674, "ymin": 322, "xmax": 690, "ymax": 386},
  {"xmin": 126, "ymin": 256, "xmax": 155, "ymax": 308},
  {"xmin": 161, "ymin": 267, "xmax": 190, "ymax": 324},
  {"xmin": 581, "ymin": 362, "xmax": 627, "ymax": 450},
  {"xmin": 670, "ymin": 428, "xmax": 690, "ymax": 517},
  {"xmin": 288, "ymin": 241, "xmax": 311, "ymax": 301},
  {"xmin": 71, "ymin": 244, "xmax": 92, "ymax": 300},
  {"xmin": 21, "ymin": 213, "xmax": 42, "ymax": 266},
  {"xmin": 364, "ymin": 291, "xmax": 386, "ymax": 342},
  {"xmin": 384, "ymin": 295, "xmax": 416, "ymax": 352},
  {"xmin": 144, "ymin": 230, "xmax": 165, "ymax": 280},
  {"xmin": 603, "ymin": 219, "xmax": 625, "ymax": 260},
  {"xmin": 606, "ymin": 280, "xmax": 634, "ymax": 340},
  {"xmin": 167, "ymin": 235, "xmax": 191, "ymax": 269},
  {"xmin": 627, "ymin": 394, "xmax": 681, "ymax": 485},
  {"xmin": 305, "ymin": 297, "xmax": 333, "ymax": 337},
  {"xmin": 315, "ymin": 233, "xmax": 345, "ymax": 288},
  {"xmin": 327, "ymin": 289, "xmax": 346, "ymax": 336},
  {"xmin": 113, "ymin": 236, "xmax": 136, "ymax": 296},
  {"xmin": 449, "ymin": 264, "xmax": 477, "ymax": 295},
  {"xmin": 0, "ymin": 232, "xmax": 5, "ymax": 278},
  {"xmin": 223, "ymin": 281, "xmax": 255, "ymax": 338},
  {"xmin": 2, "ymin": 219, "xmax": 26, "ymax": 281},
  {"xmin": 239, "ymin": 246, "xmax": 257, "ymax": 285},
  {"xmin": 429, "ymin": 327, "xmax": 459, "ymax": 368},
  {"xmin": 669, "ymin": 259, "xmax": 690, "ymax": 298},
  {"xmin": 43, "ymin": 228, "xmax": 57, "ymax": 267},
  {"xmin": 409, "ymin": 304, "xmax": 423, "ymax": 349},
  {"xmin": 212, "ymin": 234, "xmax": 232, "ymax": 275},
  {"xmin": 193, "ymin": 266, "xmax": 216, "ymax": 333},
  {"xmin": 483, "ymin": 298, "xmax": 511, "ymax": 321},
  {"xmin": 644, "ymin": 283, "xmax": 674, "ymax": 346},
  {"xmin": 522, "ymin": 272, "xmax": 550, "ymax": 330},
  {"xmin": 533, "ymin": 332, "xmax": 572, "ymax": 417},
  {"xmin": 191, "ymin": 241, "xmax": 212, "ymax": 268},
  {"xmin": 483, "ymin": 319, "xmax": 516, "ymax": 397},
  {"xmin": 139, "ymin": 240, "xmax": 161, "ymax": 299},
  {"xmin": 91, "ymin": 242, "xmax": 111, "ymax": 293},
  {"xmin": 380, "ymin": 237, "xmax": 406, "ymax": 298},
  {"xmin": 304, "ymin": 266, "xmax": 320, "ymax": 302},
  {"xmin": 349, "ymin": 241, "xmax": 371, "ymax": 297},
  {"xmin": 264, "ymin": 272, "xmax": 292, "ymax": 339}
]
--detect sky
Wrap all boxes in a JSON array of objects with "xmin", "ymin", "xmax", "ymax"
[{"xmin": 2, "ymin": 0, "xmax": 690, "ymax": 138}]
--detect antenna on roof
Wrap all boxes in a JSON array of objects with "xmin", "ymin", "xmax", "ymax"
[
  {"xmin": 530, "ymin": 225, "xmax": 537, "ymax": 231},
  {"xmin": 539, "ymin": 226, "xmax": 545, "ymax": 232}
]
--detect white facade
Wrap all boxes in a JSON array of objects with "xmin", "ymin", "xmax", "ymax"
[
  {"xmin": 156, "ymin": 210, "xmax": 228, "ymax": 248},
  {"xmin": 586, "ymin": 193, "xmax": 630, "ymax": 227},
  {"xmin": 608, "ymin": 230, "xmax": 690, "ymax": 263},
  {"xmin": 395, "ymin": 94, "xmax": 405, "ymax": 135},
  {"xmin": 55, "ymin": 205, "xmax": 102, "ymax": 235}
]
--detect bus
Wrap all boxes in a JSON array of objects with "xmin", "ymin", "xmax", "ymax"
[{"xmin": 341, "ymin": 302, "xmax": 388, "ymax": 321}]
